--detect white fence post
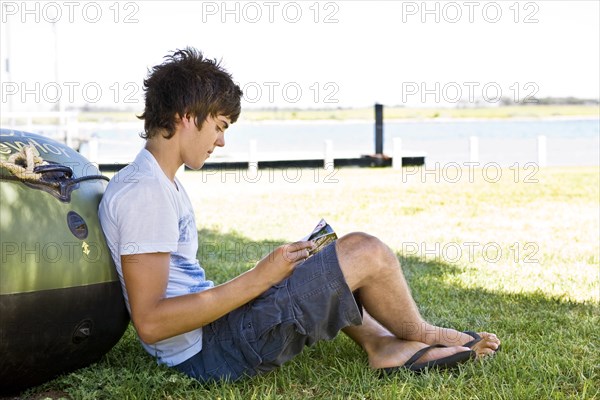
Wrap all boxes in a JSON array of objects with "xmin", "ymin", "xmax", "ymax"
[
  {"xmin": 324, "ymin": 140, "xmax": 333, "ymax": 170},
  {"xmin": 65, "ymin": 112, "xmax": 78, "ymax": 148},
  {"xmin": 248, "ymin": 139, "xmax": 258, "ymax": 173},
  {"xmin": 25, "ymin": 116, "xmax": 33, "ymax": 133},
  {"xmin": 537, "ymin": 135, "xmax": 547, "ymax": 167},
  {"xmin": 393, "ymin": 138, "xmax": 402, "ymax": 170},
  {"xmin": 88, "ymin": 135, "xmax": 99, "ymax": 164},
  {"xmin": 469, "ymin": 136, "xmax": 479, "ymax": 163}
]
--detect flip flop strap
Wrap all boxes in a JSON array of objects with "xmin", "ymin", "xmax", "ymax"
[
  {"xmin": 462, "ymin": 331, "xmax": 482, "ymax": 348},
  {"xmin": 404, "ymin": 344, "xmax": 447, "ymax": 367}
]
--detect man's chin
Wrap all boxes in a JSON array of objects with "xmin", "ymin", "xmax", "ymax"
[{"xmin": 185, "ymin": 162, "xmax": 204, "ymax": 171}]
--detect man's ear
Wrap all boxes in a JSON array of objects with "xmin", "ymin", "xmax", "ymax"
[{"xmin": 175, "ymin": 113, "xmax": 194, "ymax": 128}]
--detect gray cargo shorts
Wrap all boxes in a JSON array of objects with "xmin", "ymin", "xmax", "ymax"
[{"xmin": 173, "ymin": 241, "xmax": 363, "ymax": 383}]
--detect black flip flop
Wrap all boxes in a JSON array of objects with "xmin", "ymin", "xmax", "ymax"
[{"xmin": 380, "ymin": 344, "xmax": 476, "ymax": 376}]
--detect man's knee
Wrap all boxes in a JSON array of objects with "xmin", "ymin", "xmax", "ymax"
[{"xmin": 336, "ymin": 232, "xmax": 395, "ymax": 268}]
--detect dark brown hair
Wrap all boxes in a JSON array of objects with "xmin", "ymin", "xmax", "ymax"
[{"xmin": 138, "ymin": 47, "xmax": 242, "ymax": 139}]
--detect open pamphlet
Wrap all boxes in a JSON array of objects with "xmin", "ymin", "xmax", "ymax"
[{"xmin": 301, "ymin": 219, "xmax": 338, "ymax": 256}]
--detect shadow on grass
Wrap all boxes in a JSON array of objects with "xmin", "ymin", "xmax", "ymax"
[{"xmin": 19, "ymin": 228, "xmax": 599, "ymax": 399}]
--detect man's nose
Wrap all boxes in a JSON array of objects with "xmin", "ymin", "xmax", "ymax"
[{"xmin": 215, "ymin": 132, "xmax": 225, "ymax": 147}]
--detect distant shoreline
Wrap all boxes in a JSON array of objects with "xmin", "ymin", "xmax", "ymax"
[
  {"xmin": 237, "ymin": 114, "xmax": 600, "ymax": 124},
  {"xmin": 2, "ymin": 105, "xmax": 598, "ymax": 124},
  {"xmin": 238, "ymin": 105, "xmax": 600, "ymax": 122}
]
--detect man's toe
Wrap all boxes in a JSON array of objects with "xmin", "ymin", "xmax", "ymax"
[{"xmin": 472, "ymin": 332, "xmax": 502, "ymax": 357}]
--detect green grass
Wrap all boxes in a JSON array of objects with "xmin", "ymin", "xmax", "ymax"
[{"xmin": 17, "ymin": 166, "xmax": 599, "ymax": 399}]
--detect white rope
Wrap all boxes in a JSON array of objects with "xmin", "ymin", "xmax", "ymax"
[{"xmin": 0, "ymin": 144, "xmax": 49, "ymax": 181}]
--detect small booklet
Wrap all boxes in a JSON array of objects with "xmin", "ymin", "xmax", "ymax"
[{"xmin": 301, "ymin": 219, "xmax": 338, "ymax": 256}]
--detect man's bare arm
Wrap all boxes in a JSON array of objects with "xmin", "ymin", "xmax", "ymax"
[{"xmin": 122, "ymin": 241, "xmax": 314, "ymax": 344}]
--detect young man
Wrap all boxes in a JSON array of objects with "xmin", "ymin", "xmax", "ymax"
[{"xmin": 99, "ymin": 48, "xmax": 500, "ymax": 383}]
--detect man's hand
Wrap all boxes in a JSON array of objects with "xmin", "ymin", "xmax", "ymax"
[{"xmin": 253, "ymin": 241, "xmax": 315, "ymax": 287}]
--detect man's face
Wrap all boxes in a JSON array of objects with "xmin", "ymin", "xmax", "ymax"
[{"xmin": 180, "ymin": 114, "xmax": 230, "ymax": 170}]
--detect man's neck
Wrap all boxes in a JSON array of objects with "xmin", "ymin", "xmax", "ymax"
[{"xmin": 145, "ymin": 137, "xmax": 182, "ymax": 183}]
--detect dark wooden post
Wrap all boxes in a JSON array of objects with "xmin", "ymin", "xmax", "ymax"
[{"xmin": 375, "ymin": 103, "xmax": 383, "ymax": 155}]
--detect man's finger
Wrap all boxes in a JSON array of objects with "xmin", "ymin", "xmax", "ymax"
[
  {"xmin": 287, "ymin": 241, "xmax": 314, "ymax": 252},
  {"xmin": 282, "ymin": 242, "xmax": 314, "ymax": 262}
]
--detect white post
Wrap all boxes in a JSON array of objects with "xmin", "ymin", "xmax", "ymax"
[
  {"xmin": 25, "ymin": 115, "xmax": 33, "ymax": 133},
  {"xmin": 248, "ymin": 139, "xmax": 258, "ymax": 173},
  {"xmin": 59, "ymin": 111, "xmax": 66, "ymax": 140},
  {"xmin": 393, "ymin": 138, "xmax": 402, "ymax": 170},
  {"xmin": 324, "ymin": 140, "xmax": 333, "ymax": 170},
  {"xmin": 88, "ymin": 135, "xmax": 99, "ymax": 164},
  {"xmin": 469, "ymin": 136, "xmax": 479, "ymax": 163},
  {"xmin": 537, "ymin": 135, "xmax": 547, "ymax": 167},
  {"xmin": 65, "ymin": 112, "xmax": 78, "ymax": 148}
]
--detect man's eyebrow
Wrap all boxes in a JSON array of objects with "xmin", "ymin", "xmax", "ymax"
[{"xmin": 221, "ymin": 121, "xmax": 229, "ymax": 129}]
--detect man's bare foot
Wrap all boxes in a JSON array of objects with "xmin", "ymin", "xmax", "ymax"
[
  {"xmin": 465, "ymin": 332, "xmax": 501, "ymax": 358},
  {"xmin": 419, "ymin": 326, "xmax": 501, "ymax": 358},
  {"xmin": 367, "ymin": 335, "xmax": 472, "ymax": 369}
]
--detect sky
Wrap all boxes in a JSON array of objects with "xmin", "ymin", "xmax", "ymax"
[{"xmin": 1, "ymin": 0, "xmax": 599, "ymax": 112}]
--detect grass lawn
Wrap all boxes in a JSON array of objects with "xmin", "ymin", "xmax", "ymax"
[{"xmin": 17, "ymin": 166, "xmax": 599, "ymax": 399}]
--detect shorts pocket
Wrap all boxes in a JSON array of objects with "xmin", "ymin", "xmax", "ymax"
[{"xmin": 254, "ymin": 318, "xmax": 308, "ymax": 372}]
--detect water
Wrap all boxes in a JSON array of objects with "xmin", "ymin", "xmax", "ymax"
[{"xmin": 84, "ymin": 118, "xmax": 599, "ymax": 166}]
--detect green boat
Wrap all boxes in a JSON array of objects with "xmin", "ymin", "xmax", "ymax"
[{"xmin": 0, "ymin": 129, "xmax": 129, "ymax": 392}]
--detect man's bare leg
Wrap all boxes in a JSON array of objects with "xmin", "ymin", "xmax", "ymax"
[
  {"xmin": 343, "ymin": 311, "xmax": 472, "ymax": 369},
  {"xmin": 335, "ymin": 233, "xmax": 500, "ymax": 365}
]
